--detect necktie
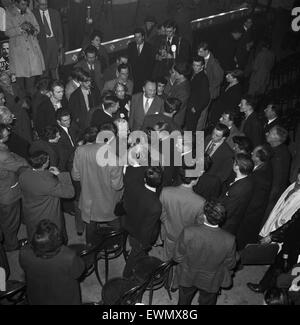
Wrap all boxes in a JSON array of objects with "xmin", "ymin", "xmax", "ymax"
[
  {"xmin": 42, "ymin": 11, "xmax": 52, "ymax": 37},
  {"xmin": 66, "ymin": 128, "xmax": 74, "ymax": 147},
  {"xmin": 137, "ymin": 44, "xmax": 141, "ymax": 55},
  {"xmin": 144, "ymin": 98, "xmax": 150, "ymax": 113},
  {"xmin": 205, "ymin": 142, "xmax": 216, "ymax": 156}
]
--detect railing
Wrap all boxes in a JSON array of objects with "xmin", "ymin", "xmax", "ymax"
[{"xmin": 64, "ymin": 6, "xmax": 251, "ymax": 66}]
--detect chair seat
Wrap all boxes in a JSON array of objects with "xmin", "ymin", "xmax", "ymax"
[
  {"xmin": 132, "ymin": 256, "xmax": 163, "ymax": 283},
  {"xmin": 101, "ymin": 277, "xmax": 140, "ymax": 305},
  {"xmin": 0, "ymin": 280, "xmax": 26, "ymax": 298}
]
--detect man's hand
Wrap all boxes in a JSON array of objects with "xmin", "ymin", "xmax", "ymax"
[
  {"xmin": 49, "ymin": 166, "xmax": 60, "ymax": 176},
  {"xmin": 260, "ymin": 235, "xmax": 271, "ymax": 244}
]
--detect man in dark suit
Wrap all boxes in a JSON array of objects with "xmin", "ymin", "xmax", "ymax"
[
  {"xmin": 90, "ymin": 94, "xmax": 119, "ymax": 129},
  {"xmin": 19, "ymin": 220, "xmax": 85, "ymax": 305},
  {"xmin": 239, "ymin": 95, "xmax": 264, "ymax": 148},
  {"xmin": 75, "ymin": 45, "xmax": 104, "ymax": 93},
  {"xmin": 163, "ymin": 20, "xmax": 191, "ymax": 64},
  {"xmin": 216, "ymin": 28, "xmax": 243, "ymax": 71},
  {"xmin": 35, "ymin": 80, "xmax": 67, "ymax": 138},
  {"xmin": 33, "ymin": 0, "xmax": 63, "ymax": 79},
  {"xmin": 173, "ymin": 200, "xmax": 237, "ymax": 305},
  {"xmin": 129, "ymin": 80, "xmax": 164, "ymax": 131},
  {"xmin": 19, "ymin": 151, "xmax": 74, "ymax": 241},
  {"xmin": 127, "ymin": 28, "xmax": 155, "ymax": 93},
  {"xmin": 204, "ymin": 123, "xmax": 234, "ymax": 185},
  {"xmin": 247, "ymin": 210, "xmax": 300, "ymax": 294},
  {"xmin": 219, "ymin": 109, "xmax": 244, "ymax": 150},
  {"xmin": 236, "ymin": 145, "xmax": 273, "ymax": 249},
  {"xmin": 122, "ymin": 167, "xmax": 163, "ymax": 278},
  {"xmin": 197, "ymin": 42, "xmax": 224, "ymax": 100},
  {"xmin": 264, "ymin": 125, "xmax": 291, "ymax": 220},
  {"xmin": 235, "ymin": 17, "xmax": 254, "ymax": 71},
  {"xmin": 185, "ymin": 55, "xmax": 210, "ymax": 132},
  {"xmin": 68, "ymin": 69, "xmax": 101, "ymax": 134},
  {"xmin": 56, "ymin": 109, "xmax": 79, "ymax": 172},
  {"xmin": 163, "ymin": 62, "xmax": 191, "ymax": 128},
  {"xmin": 263, "ymin": 102, "xmax": 282, "ymax": 135},
  {"xmin": 220, "ymin": 153, "xmax": 254, "ymax": 235}
]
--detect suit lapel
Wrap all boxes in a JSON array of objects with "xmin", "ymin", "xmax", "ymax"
[
  {"xmin": 139, "ymin": 94, "xmax": 145, "ymax": 118},
  {"xmin": 147, "ymin": 97, "xmax": 159, "ymax": 115}
]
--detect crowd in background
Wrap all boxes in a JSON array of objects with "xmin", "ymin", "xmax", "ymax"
[{"xmin": 1, "ymin": 0, "xmax": 300, "ymax": 305}]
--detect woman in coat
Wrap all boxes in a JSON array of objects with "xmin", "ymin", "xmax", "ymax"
[{"xmin": 4, "ymin": 0, "xmax": 45, "ymax": 95}]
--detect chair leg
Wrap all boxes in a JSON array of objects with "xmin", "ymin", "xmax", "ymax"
[
  {"xmin": 166, "ymin": 287, "xmax": 172, "ymax": 301},
  {"xmin": 105, "ymin": 252, "xmax": 109, "ymax": 283},
  {"xmin": 149, "ymin": 288, "xmax": 153, "ymax": 305},
  {"xmin": 94, "ymin": 258, "xmax": 103, "ymax": 287}
]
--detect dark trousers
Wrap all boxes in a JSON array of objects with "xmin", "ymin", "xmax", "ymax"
[
  {"xmin": 259, "ymin": 252, "xmax": 286, "ymax": 291},
  {"xmin": 85, "ymin": 218, "xmax": 121, "ymax": 246},
  {"xmin": 16, "ymin": 77, "xmax": 36, "ymax": 96},
  {"xmin": 123, "ymin": 236, "xmax": 149, "ymax": 279},
  {"xmin": 0, "ymin": 200, "xmax": 20, "ymax": 251},
  {"xmin": 178, "ymin": 286, "xmax": 218, "ymax": 305}
]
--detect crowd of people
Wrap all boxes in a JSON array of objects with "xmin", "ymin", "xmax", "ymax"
[{"xmin": 1, "ymin": 0, "xmax": 300, "ymax": 305}]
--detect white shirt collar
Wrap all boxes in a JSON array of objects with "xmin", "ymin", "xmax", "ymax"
[
  {"xmin": 204, "ymin": 53, "xmax": 210, "ymax": 60},
  {"xmin": 233, "ymin": 174, "xmax": 247, "ymax": 183},
  {"xmin": 102, "ymin": 105, "xmax": 112, "ymax": 117},
  {"xmin": 268, "ymin": 117, "xmax": 277, "ymax": 124},
  {"xmin": 145, "ymin": 184, "xmax": 156, "ymax": 193},
  {"xmin": 73, "ymin": 80, "xmax": 80, "ymax": 87},
  {"xmin": 204, "ymin": 221, "xmax": 218, "ymax": 228}
]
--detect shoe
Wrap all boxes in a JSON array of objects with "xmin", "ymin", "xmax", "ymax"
[{"xmin": 247, "ymin": 282, "xmax": 264, "ymax": 293}]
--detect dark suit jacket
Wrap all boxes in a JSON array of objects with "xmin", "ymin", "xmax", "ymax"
[
  {"xmin": 263, "ymin": 118, "xmax": 282, "ymax": 134},
  {"xmin": 35, "ymin": 97, "xmax": 68, "ymax": 137},
  {"xmin": 33, "ymin": 8, "xmax": 63, "ymax": 59},
  {"xmin": 90, "ymin": 107, "xmax": 114, "ymax": 129},
  {"xmin": 205, "ymin": 139, "xmax": 234, "ymax": 184},
  {"xmin": 241, "ymin": 112, "xmax": 264, "ymax": 148},
  {"xmin": 209, "ymin": 83, "xmax": 242, "ymax": 126},
  {"xmin": 173, "ymin": 224, "xmax": 236, "ymax": 292},
  {"xmin": 57, "ymin": 124, "xmax": 79, "ymax": 172},
  {"xmin": 221, "ymin": 176, "xmax": 254, "ymax": 235},
  {"xmin": 164, "ymin": 79, "xmax": 191, "ymax": 128},
  {"xmin": 75, "ymin": 59, "xmax": 104, "ymax": 92},
  {"xmin": 19, "ymin": 245, "xmax": 84, "ymax": 305},
  {"xmin": 226, "ymin": 124, "xmax": 244, "ymax": 150},
  {"xmin": 129, "ymin": 93, "xmax": 164, "ymax": 131},
  {"xmin": 205, "ymin": 53, "xmax": 224, "ymax": 99},
  {"xmin": 68, "ymin": 87, "xmax": 101, "ymax": 133},
  {"xmin": 29, "ymin": 140, "xmax": 60, "ymax": 168},
  {"xmin": 185, "ymin": 70, "xmax": 210, "ymax": 131},
  {"xmin": 270, "ymin": 210, "xmax": 300, "ymax": 269},
  {"xmin": 236, "ymin": 162, "xmax": 273, "ymax": 249},
  {"xmin": 165, "ymin": 35, "xmax": 191, "ymax": 63},
  {"xmin": 264, "ymin": 144, "xmax": 291, "ymax": 219},
  {"xmin": 127, "ymin": 41, "xmax": 154, "ymax": 93},
  {"xmin": 123, "ymin": 183, "xmax": 162, "ymax": 248},
  {"xmin": 193, "ymin": 173, "xmax": 222, "ymax": 201}
]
